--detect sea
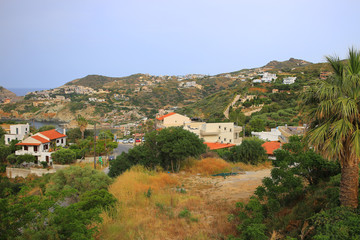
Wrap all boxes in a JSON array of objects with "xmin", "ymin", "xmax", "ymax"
[{"xmin": 8, "ymin": 88, "xmax": 49, "ymax": 96}]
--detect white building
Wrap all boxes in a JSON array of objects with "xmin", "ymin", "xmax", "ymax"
[
  {"xmin": 15, "ymin": 129, "xmax": 67, "ymax": 165},
  {"xmin": 283, "ymin": 77, "xmax": 297, "ymax": 84},
  {"xmin": 251, "ymin": 128, "xmax": 281, "ymax": 141},
  {"xmin": 5, "ymin": 124, "xmax": 30, "ymax": 145},
  {"xmin": 156, "ymin": 112, "xmax": 191, "ymax": 128},
  {"xmin": 184, "ymin": 122, "xmax": 242, "ymax": 145},
  {"xmin": 261, "ymin": 72, "xmax": 277, "ymax": 83}
]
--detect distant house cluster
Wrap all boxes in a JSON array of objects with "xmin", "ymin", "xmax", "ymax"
[
  {"xmin": 283, "ymin": 77, "xmax": 297, "ymax": 84},
  {"xmin": 253, "ymin": 72, "xmax": 277, "ymax": 83}
]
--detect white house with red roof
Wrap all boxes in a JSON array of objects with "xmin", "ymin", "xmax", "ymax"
[
  {"xmin": 156, "ymin": 112, "xmax": 191, "ymax": 128},
  {"xmin": 15, "ymin": 129, "xmax": 67, "ymax": 165}
]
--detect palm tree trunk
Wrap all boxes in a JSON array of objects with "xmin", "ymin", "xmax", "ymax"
[{"xmin": 340, "ymin": 155, "xmax": 359, "ymax": 208}]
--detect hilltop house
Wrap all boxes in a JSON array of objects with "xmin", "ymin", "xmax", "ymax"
[
  {"xmin": 4, "ymin": 123, "xmax": 30, "ymax": 145},
  {"xmin": 183, "ymin": 122, "xmax": 242, "ymax": 145},
  {"xmin": 283, "ymin": 77, "xmax": 297, "ymax": 84},
  {"xmin": 15, "ymin": 129, "xmax": 67, "ymax": 165},
  {"xmin": 156, "ymin": 112, "xmax": 191, "ymax": 128}
]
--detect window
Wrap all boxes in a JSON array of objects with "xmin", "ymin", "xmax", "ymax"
[
  {"xmin": 24, "ymin": 146, "xmax": 28, "ymax": 151},
  {"xmin": 57, "ymin": 140, "xmax": 59, "ymax": 143},
  {"xmin": 224, "ymin": 127, "xmax": 227, "ymax": 131},
  {"xmin": 61, "ymin": 139, "xmax": 64, "ymax": 144},
  {"xmin": 224, "ymin": 138, "xmax": 226, "ymax": 141},
  {"xmin": 230, "ymin": 128, "xmax": 232, "ymax": 132},
  {"xmin": 34, "ymin": 146, "xmax": 38, "ymax": 152},
  {"xmin": 16, "ymin": 128, "xmax": 18, "ymax": 135},
  {"xmin": 219, "ymin": 126, "xmax": 221, "ymax": 129},
  {"xmin": 229, "ymin": 139, "xmax": 232, "ymax": 143},
  {"xmin": 235, "ymin": 133, "xmax": 238, "ymax": 139},
  {"xmin": 7, "ymin": 138, "xmax": 10, "ymax": 143},
  {"xmin": 218, "ymin": 136, "xmax": 221, "ymax": 139}
]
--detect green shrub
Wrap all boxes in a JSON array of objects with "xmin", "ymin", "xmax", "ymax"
[
  {"xmin": 230, "ymin": 137, "xmax": 267, "ymax": 164},
  {"xmin": 51, "ymin": 148, "xmax": 76, "ymax": 164},
  {"xmin": 310, "ymin": 207, "xmax": 360, "ymax": 240}
]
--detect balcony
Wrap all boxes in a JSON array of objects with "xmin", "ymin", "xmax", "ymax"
[{"xmin": 200, "ymin": 129, "xmax": 220, "ymax": 136}]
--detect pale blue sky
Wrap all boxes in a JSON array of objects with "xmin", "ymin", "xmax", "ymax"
[{"xmin": 0, "ymin": 0, "xmax": 359, "ymax": 88}]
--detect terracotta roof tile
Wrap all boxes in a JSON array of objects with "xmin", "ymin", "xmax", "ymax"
[
  {"xmin": 16, "ymin": 142, "xmax": 40, "ymax": 146},
  {"xmin": 38, "ymin": 129, "xmax": 66, "ymax": 140},
  {"xmin": 204, "ymin": 142, "xmax": 236, "ymax": 150},
  {"xmin": 31, "ymin": 135, "xmax": 50, "ymax": 143},
  {"xmin": 156, "ymin": 112, "xmax": 176, "ymax": 121},
  {"xmin": 262, "ymin": 141, "xmax": 281, "ymax": 155}
]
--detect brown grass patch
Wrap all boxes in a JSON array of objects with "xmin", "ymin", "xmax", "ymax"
[{"xmin": 187, "ymin": 158, "xmax": 231, "ymax": 175}]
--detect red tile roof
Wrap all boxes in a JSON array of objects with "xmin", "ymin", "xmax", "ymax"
[
  {"xmin": 31, "ymin": 135, "xmax": 50, "ymax": 143},
  {"xmin": 38, "ymin": 129, "xmax": 67, "ymax": 140},
  {"xmin": 156, "ymin": 112, "xmax": 176, "ymax": 121},
  {"xmin": 204, "ymin": 142, "xmax": 236, "ymax": 150},
  {"xmin": 262, "ymin": 141, "xmax": 281, "ymax": 155},
  {"xmin": 16, "ymin": 142, "xmax": 40, "ymax": 146}
]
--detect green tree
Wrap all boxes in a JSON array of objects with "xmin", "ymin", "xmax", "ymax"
[
  {"xmin": 109, "ymin": 127, "xmax": 206, "ymax": 176},
  {"xmin": 230, "ymin": 137, "xmax": 267, "ymax": 164},
  {"xmin": 51, "ymin": 148, "xmax": 76, "ymax": 164},
  {"xmin": 303, "ymin": 48, "xmax": 360, "ymax": 208},
  {"xmin": 249, "ymin": 118, "xmax": 265, "ymax": 132},
  {"xmin": 38, "ymin": 125, "xmax": 56, "ymax": 132},
  {"xmin": 0, "ymin": 145, "xmax": 11, "ymax": 163},
  {"xmin": 76, "ymin": 115, "xmax": 88, "ymax": 139}
]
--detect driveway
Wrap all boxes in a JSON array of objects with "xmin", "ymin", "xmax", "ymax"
[{"xmin": 103, "ymin": 144, "xmax": 134, "ymax": 175}]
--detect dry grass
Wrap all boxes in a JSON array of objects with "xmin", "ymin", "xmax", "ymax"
[
  {"xmin": 97, "ymin": 165, "xmax": 238, "ymax": 239},
  {"xmin": 187, "ymin": 157, "xmax": 231, "ymax": 175},
  {"xmin": 97, "ymin": 160, "xmax": 272, "ymax": 239},
  {"xmin": 73, "ymin": 161, "xmax": 108, "ymax": 171},
  {"xmin": 232, "ymin": 161, "xmax": 272, "ymax": 171}
]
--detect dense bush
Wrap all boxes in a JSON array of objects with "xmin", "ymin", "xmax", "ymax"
[
  {"xmin": 230, "ymin": 137, "xmax": 267, "ymax": 164},
  {"xmin": 47, "ymin": 166, "xmax": 113, "ymax": 194},
  {"xmin": 1, "ymin": 167, "xmax": 116, "ymax": 240},
  {"xmin": 231, "ymin": 136, "xmax": 344, "ymax": 239},
  {"xmin": 310, "ymin": 207, "xmax": 360, "ymax": 239},
  {"xmin": 109, "ymin": 127, "xmax": 206, "ymax": 177},
  {"xmin": 51, "ymin": 148, "xmax": 77, "ymax": 164},
  {"xmin": 16, "ymin": 154, "xmax": 36, "ymax": 165}
]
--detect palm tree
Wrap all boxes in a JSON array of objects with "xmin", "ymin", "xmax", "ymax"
[
  {"xmin": 76, "ymin": 115, "xmax": 88, "ymax": 140},
  {"xmin": 303, "ymin": 47, "xmax": 360, "ymax": 208}
]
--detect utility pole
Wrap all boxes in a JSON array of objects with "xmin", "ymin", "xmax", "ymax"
[{"xmin": 94, "ymin": 123, "xmax": 96, "ymax": 169}]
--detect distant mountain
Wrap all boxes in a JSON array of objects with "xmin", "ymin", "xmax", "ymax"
[
  {"xmin": 0, "ymin": 86, "xmax": 17, "ymax": 99},
  {"xmin": 65, "ymin": 74, "xmax": 146, "ymax": 88},
  {"xmin": 263, "ymin": 58, "xmax": 312, "ymax": 70}
]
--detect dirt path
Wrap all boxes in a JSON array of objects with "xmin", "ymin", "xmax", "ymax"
[
  {"xmin": 181, "ymin": 169, "xmax": 271, "ymax": 203},
  {"xmin": 224, "ymin": 94, "xmax": 241, "ymax": 119}
]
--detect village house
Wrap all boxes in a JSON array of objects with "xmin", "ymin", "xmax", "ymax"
[
  {"xmin": 15, "ymin": 129, "xmax": 67, "ymax": 165},
  {"xmin": 156, "ymin": 112, "xmax": 191, "ymax": 128},
  {"xmin": 183, "ymin": 122, "xmax": 242, "ymax": 145},
  {"xmin": 4, "ymin": 123, "xmax": 30, "ymax": 145}
]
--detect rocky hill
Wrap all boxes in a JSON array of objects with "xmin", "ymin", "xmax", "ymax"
[
  {"xmin": 263, "ymin": 58, "xmax": 312, "ymax": 70},
  {"xmin": 0, "ymin": 86, "xmax": 17, "ymax": 99}
]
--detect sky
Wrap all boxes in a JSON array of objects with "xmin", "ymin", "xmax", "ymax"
[{"xmin": 0, "ymin": 0, "xmax": 359, "ymax": 89}]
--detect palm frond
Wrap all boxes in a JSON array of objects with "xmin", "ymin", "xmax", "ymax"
[
  {"xmin": 346, "ymin": 47, "xmax": 360, "ymax": 75},
  {"xmin": 334, "ymin": 97, "xmax": 358, "ymax": 122},
  {"xmin": 325, "ymin": 55, "xmax": 344, "ymax": 78}
]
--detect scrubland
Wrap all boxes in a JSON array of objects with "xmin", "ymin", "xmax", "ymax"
[{"xmin": 97, "ymin": 158, "xmax": 271, "ymax": 240}]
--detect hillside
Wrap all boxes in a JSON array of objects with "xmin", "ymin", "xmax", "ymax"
[
  {"xmin": 0, "ymin": 57, "xmax": 330, "ymax": 124},
  {"xmin": 0, "ymin": 86, "xmax": 17, "ymax": 99},
  {"xmin": 263, "ymin": 57, "xmax": 312, "ymax": 70}
]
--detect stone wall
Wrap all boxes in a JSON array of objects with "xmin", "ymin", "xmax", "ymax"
[{"xmin": 6, "ymin": 165, "xmax": 70, "ymax": 178}]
